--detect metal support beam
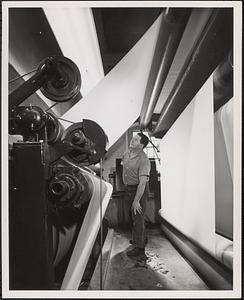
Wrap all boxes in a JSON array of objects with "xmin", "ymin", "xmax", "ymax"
[
  {"xmin": 139, "ymin": 8, "xmax": 191, "ymax": 130},
  {"xmin": 152, "ymin": 9, "xmax": 233, "ymax": 138}
]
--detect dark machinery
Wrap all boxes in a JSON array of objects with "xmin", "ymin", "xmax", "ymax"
[{"xmin": 9, "ymin": 56, "xmax": 108, "ymax": 289}]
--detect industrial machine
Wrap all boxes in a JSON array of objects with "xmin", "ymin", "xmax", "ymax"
[{"xmin": 8, "ymin": 56, "xmax": 111, "ymax": 290}]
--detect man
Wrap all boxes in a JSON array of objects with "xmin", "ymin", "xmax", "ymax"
[{"xmin": 121, "ymin": 132, "xmax": 150, "ymax": 258}]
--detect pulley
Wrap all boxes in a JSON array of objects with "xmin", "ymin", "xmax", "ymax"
[
  {"xmin": 9, "ymin": 56, "xmax": 82, "ymax": 112},
  {"xmin": 39, "ymin": 56, "xmax": 81, "ymax": 103},
  {"xmin": 45, "ymin": 113, "xmax": 63, "ymax": 144},
  {"xmin": 62, "ymin": 119, "xmax": 108, "ymax": 165}
]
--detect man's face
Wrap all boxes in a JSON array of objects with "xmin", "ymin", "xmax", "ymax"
[{"xmin": 129, "ymin": 134, "xmax": 143, "ymax": 150}]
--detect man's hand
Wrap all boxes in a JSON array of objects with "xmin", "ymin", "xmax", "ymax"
[{"xmin": 132, "ymin": 201, "xmax": 142, "ymax": 215}]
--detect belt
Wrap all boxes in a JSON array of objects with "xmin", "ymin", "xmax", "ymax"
[{"xmin": 125, "ymin": 184, "xmax": 138, "ymax": 189}]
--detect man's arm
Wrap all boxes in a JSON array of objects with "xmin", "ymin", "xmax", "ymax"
[{"xmin": 131, "ymin": 175, "xmax": 148, "ymax": 215}]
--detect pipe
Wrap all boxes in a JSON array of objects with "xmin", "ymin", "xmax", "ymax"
[
  {"xmin": 152, "ymin": 8, "xmax": 233, "ymax": 138},
  {"xmin": 213, "ymin": 50, "xmax": 233, "ymax": 112},
  {"xmin": 139, "ymin": 8, "xmax": 191, "ymax": 130}
]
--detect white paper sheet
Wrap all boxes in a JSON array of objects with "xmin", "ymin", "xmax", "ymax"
[
  {"xmin": 62, "ymin": 15, "xmax": 162, "ymax": 148},
  {"xmin": 61, "ymin": 167, "xmax": 113, "ymax": 290},
  {"xmin": 160, "ymin": 75, "xmax": 216, "ymax": 254}
]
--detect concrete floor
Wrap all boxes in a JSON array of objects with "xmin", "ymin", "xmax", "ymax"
[{"xmin": 103, "ymin": 228, "xmax": 209, "ymax": 290}]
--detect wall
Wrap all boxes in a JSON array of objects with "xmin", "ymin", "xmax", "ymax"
[{"xmin": 160, "ymin": 75, "xmax": 216, "ymax": 255}]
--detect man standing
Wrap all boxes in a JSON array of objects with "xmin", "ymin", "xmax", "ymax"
[{"xmin": 121, "ymin": 132, "xmax": 151, "ymax": 259}]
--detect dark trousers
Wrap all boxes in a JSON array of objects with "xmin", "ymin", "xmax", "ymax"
[{"xmin": 123, "ymin": 183, "xmax": 148, "ymax": 249}]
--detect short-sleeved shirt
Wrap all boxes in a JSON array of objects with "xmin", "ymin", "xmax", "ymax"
[{"xmin": 121, "ymin": 150, "xmax": 151, "ymax": 186}]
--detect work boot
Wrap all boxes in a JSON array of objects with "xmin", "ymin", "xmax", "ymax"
[
  {"xmin": 126, "ymin": 247, "xmax": 145, "ymax": 257},
  {"xmin": 129, "ymin": 237, "xmax": 148, "ymax": 245}
]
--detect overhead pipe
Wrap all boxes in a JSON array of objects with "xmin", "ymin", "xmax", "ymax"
[
  {"xmin": 139, "ymin": 8, "xmax": 191, "ymax": 130},
  {"xmin": 213, "ymin": 50, "xmax": 233, "ymax": 112},
  {"xmin": 152, "ymin": 9, "xmax": 233, "ymax": 138}
]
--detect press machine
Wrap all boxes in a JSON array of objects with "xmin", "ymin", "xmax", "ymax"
[{"xmin": 8, "ymin": 56, "xmax": 109, "ymax": 289}]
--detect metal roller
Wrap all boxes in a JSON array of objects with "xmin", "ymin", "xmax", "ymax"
[
  {"xmin": 152, "ymin": 9, "xmax": 233, "ymax": 138},
  {"xmin": 139, "ymin": 8, "xmax": 191, "ymax": 130}
]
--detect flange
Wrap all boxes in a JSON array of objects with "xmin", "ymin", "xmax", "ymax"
[{"xmin": 62, "ymin": 119, "xmax": 108, "ymax": 165}]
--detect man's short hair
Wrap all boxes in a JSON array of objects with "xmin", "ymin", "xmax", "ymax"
[{"xmin": 137, "ymin": 132, "xmax": 149, "ymax": 148}]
